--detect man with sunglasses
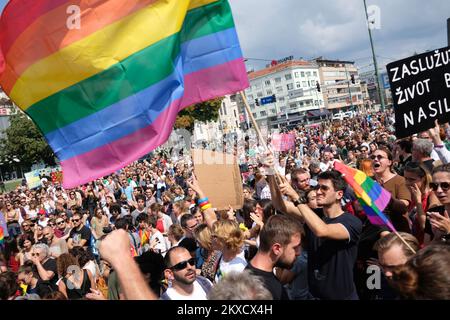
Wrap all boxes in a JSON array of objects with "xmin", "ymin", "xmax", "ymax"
[
  {"xmin": 267, "ymin": 155, "xmax": 362, "ymax": 300},
  {"xmin": 161, "ymin": 246, "xmax": 212, "ymax": 300},
  {"xmin": 67, "ymin": 212, "xmax": 92, "ymax": 251},
  {"xmin": 54, "ymin": 217, "xmax": 71, "ymax": 240}
]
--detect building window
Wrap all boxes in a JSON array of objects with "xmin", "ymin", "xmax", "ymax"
[
  {"xmin": 296, "ymin": 82, "xmax": 302, "ymax": 88},
  {"xmin": 280, "ymin": 106, "xmax": 287, "ymax": 112},
  {"xmin": 235, "ymin": 121, "xmax": 239, "ymax": 127},
  {"xmin": 265, "ymin": 80, "xmax": 271, "ymax": 86},
  {"xmin": 306, "ymin": 71, "xmax": 311, "ymax": 76},
  {"xmin": 276, "ymin": 86, "xmax": 283, "ymax": 93},
  {"xmin": 255, "ymin": 83, "xmax": 262, "ymax": 89},
  {"xmin": 257, "ymin": 92, "xmax": 263, "ymax": 97},
  {"xmin": 279, "ymin": 97, "xmax": 285, "ymax": 102},
  {"xmin": 290, "ymin": 103, "xmax": 297, "ymax": 109},
  {"xmin": 267, "ymin": 89, "xmax": 273, "ymax": 95},
  {"xmin": 233, "ymin": 109, "xmax": 237, "ymax": 118},
  {"xmin": 271, "ymin": 109, "xmax": 276, "ymax": 114},
  {"xmin": 301, "ymin": 72, "xmax": 305, "ymax": 77},
  {"xmin": 219, "ymin": 107, "xmax": 223, "ymax": 116},
  {"xmin": 294, "ymin": 72, "xmax": 300, "ymax": 78},
  {"xmin": 275, "ymin": 77, "xmax": 282, "ymax": 83},
  {"xmin": 252, "ymin": 113, "xmax": 257, "ymax": 118},
  {"xmin": 230, "ymin": 94, "xmax": 236, "ymax": 102},
  {"xmin": 285, "ymin": 74, "xmax": 292, "ymax": 81},
  {"xmin": 260, "ymin": 111, "xmax": 267, "ymax": 117},
  {"xmin": 287, "ymin": 83, "xmax": 294, "ymax": 90},
  {"xmin": 223, "ymin": 105, "xmax": 227, "ymax": 115},
  {"xmin": 313, "ymin": 71, "xmax": 317, "ymax": 77},
  {"xmin": 302, "ymin": 81, "xmax": 307, "ymax": 87}
]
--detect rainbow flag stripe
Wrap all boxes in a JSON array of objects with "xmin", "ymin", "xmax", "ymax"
[
  {"xmin": 334, "ymin": 161, "xmax": 396, "ymax": 232},
  {"xmin": 0, "ymin": 225, "xmax": 4, "ymax": 246},
  {"xmin": 0, "ymin": 0, "xmax": 249, "ymax": 188}
]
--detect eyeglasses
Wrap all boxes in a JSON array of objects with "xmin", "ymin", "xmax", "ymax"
[
  {"xmin": 56, "ymin": 221, "xmax": 65, "ymax": 225},
  {"xmin": 31, "ymin": 253, "xmax": 40, "ymax": 257},
  {"xmin": 170, "ymin": 258, "xmax": 196, "ymax": 271},
  {"xmin": 370, "ymin": 155, "xmax": 386, "ymax": 161},
  {"xmin": 22, "ymin": 224, "xmax": 30, "ymax": 228},
  {"xmin": 72, "ymin": 219, "xmax": 81, "ymax": 223},
  {"xmin": 430, "ymin": 182, "xmax": 450, "ymax": 192},
  {"xmin": 49, "ymin": 223, "xmax": 56, "ymax": 227}
]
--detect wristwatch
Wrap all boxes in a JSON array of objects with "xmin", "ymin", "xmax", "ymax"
[{"xmin": 292, "ymin": 197, "xmax": 307, "ymax": 207}]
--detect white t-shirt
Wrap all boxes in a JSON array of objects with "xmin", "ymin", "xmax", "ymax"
[
  {"xmin": 165, "ymin": 279, "xmax": 210, "ymax": 300},
  {"xmin": 215, "ymin": 249, "xmax": 247, "ymax": 282}
]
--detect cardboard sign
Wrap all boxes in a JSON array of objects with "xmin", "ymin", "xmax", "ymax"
[
  {"xmin": 192, "ymin": 149, "xmax": 244, "ymax": 211},
  {"xmin": 24, "ymin": 170, "xmax": 42, "ymax": 189},
  {"xmin": 387, "ymin": 46, "xmax": 450, "ymax": 138},
  {"xmin": 271, "ymin": 133, "xmax": 295, "ymax": 152}
]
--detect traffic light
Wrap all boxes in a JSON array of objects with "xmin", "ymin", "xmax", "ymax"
[
  {"xmin": 255, "ymin": 98, "xmax": 260, "ymax": 106},
  {"xmin": 316, "ymin": 83, "xmax": 321, "ymax": 92},
  {"xmin": 351, "ymin": 74, "xmax": 355, "ymax": 84},
  {"xmin": 272, "ymin": 94, "xmax": 277, "ymax": 102}
]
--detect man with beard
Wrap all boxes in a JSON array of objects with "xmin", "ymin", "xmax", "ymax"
[
  {"xmin": 245, "ymin": 215, "xmax": 302, "ymax": 300},
  {"xmin": 161, "ymin": 246, "xmax": 212, "ymax": 300},
  {"xmin": 265, "ymin": 153, "xmax": 362, "ymax": 300}
]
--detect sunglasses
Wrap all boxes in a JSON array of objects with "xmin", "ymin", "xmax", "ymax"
[
  {"xmin": 430, "ymin": 182, "xmax": 450, "ymax": 192},
  {"xmin": 370, "ymin": 155, "xmax": 386, "ymax": 161},
  {"xmin": 72, "ymin": 219, "xmax": 81, "ymax": 223},
  {"xmin": 316, "ymin": 184, "xmax": 331, "ymax": 192},
  {"xmin": 31, "ymin": 253, "xmax": 40, "ymax": 257},
  {"xmin": 49, "ymin": 223, "xmax": 56, "ymax": 227},
  {"xmin": 170, "ymin": 258, "xmax": 196, "ymax": 271},
  {"xmin": 56, "ymin": 221, "xmax": 65, "ymax": 225}
]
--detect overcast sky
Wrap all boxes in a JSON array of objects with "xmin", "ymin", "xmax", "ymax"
[{"xmin": 1, "ymin": 0, "xmax": 449, "ymax": 73}]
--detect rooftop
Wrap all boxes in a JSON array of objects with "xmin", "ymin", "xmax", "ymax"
[{"xmin": 248, "ymin": 60, "xmax": 316, "ymax": 80}]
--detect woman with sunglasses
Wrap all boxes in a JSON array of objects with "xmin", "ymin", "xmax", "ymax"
[
  {"xmin": 428, "ymin": 165, "xmax": 450, "ymax": 243},
  {"xmin": 404, "ymin": 162, "xmax": 440, "ymax": 247},
  {"xmin": 372, "ymin": 147, "xmax": 412, "ymax": 233}
]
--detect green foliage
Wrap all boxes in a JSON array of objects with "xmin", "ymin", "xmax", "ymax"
[
  {"xmin": 175, "ymin": 97, "xmax": 223, "ymax": 132},
  {"xmin": 0, "ymin": 112, "xmax": 56, "ymax": 167}
]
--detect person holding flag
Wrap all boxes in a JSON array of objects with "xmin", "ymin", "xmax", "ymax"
[{"xmin": 264, "ymin": 153, "xmax": 362, "ymax": 300}]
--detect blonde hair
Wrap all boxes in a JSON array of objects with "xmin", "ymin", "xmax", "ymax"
[
  {"xmin": 194, "ymin": 224, "xmax": 213, "ymax": 251},
  {"xmin": 212, "ymin": 220, "xmax": 244, "ymax": 252}
]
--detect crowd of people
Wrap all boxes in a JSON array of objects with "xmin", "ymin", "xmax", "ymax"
[{"xmin": 1, "ymin": 109, "xmax": 450, "ymax": 301}]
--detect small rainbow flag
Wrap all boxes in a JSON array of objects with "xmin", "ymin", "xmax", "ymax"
[
  {"xmin": 0, "ymin": 225, "xmax": 4, "ymax": 247},
  {"xmin": 334, "ymin": 161, "xmax": 396, "ymax": 232},
  {"xmin": 0, "ymin": 0, "xmax": 249, "ymax": 188}
]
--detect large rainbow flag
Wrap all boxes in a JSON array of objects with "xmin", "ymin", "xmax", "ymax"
[
  {"xmin": 0, "ymin": 0, "xmax": 249, "ymax": 188},
  {"xmin": 334, "ymin": 161, "xmax": 396, "ymax": 232}
]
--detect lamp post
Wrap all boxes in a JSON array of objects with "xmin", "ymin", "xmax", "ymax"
[{"xmin": 363, "ymin": 0, "xmax": 386, "ymax": 112}]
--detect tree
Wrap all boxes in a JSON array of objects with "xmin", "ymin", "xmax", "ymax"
[
  {"xmin": 0, "ymin": 112, "xmax": 56, "ymax": 168},
  {"xmin": 174, "ymin": 97, "xmax": 223, "ymax": 132}
]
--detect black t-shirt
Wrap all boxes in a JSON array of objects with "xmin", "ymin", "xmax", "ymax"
[
  {"xmin": 306, "ymin": 210, "xmax": 362, "ymax": 300},
  {"xmin": 245, "ymin": 262, "xmax": 289, "ymax": 300},
  {"xmin": 69, "ymin": 225, "xmax": 92, "ymax": 248},
  {"xmin": 33, "ymin": 257, "xmax": 58, "ymax": 289}
]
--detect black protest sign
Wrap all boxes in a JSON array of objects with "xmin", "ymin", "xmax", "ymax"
[{"xmin": 387, "ymin": 46, "xmax": 450, "ymax": 138}]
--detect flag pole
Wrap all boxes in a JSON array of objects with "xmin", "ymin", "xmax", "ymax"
[
  {"xmin": 239, "ymin": 91, "xmax": 282, "ymax": 183},
  {"xmin": 392, "ymin": 230, "xmax": 417, "ymax": 255},
  {"xmin": 239, "ymin": 91, "xmax": 269, "ymax": 151}
]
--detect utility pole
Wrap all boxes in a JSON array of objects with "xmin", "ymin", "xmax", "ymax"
[
  {"xmin": 447, "ymin": 18, "xmax": 450, "ymax": 46},
  {"xmin": 344, "ymin": 63, "xmax": 354, "ymax": 111},
  {"xmin": 363, "ymin": 0, "xmax": 385, "ymax": 112}
]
